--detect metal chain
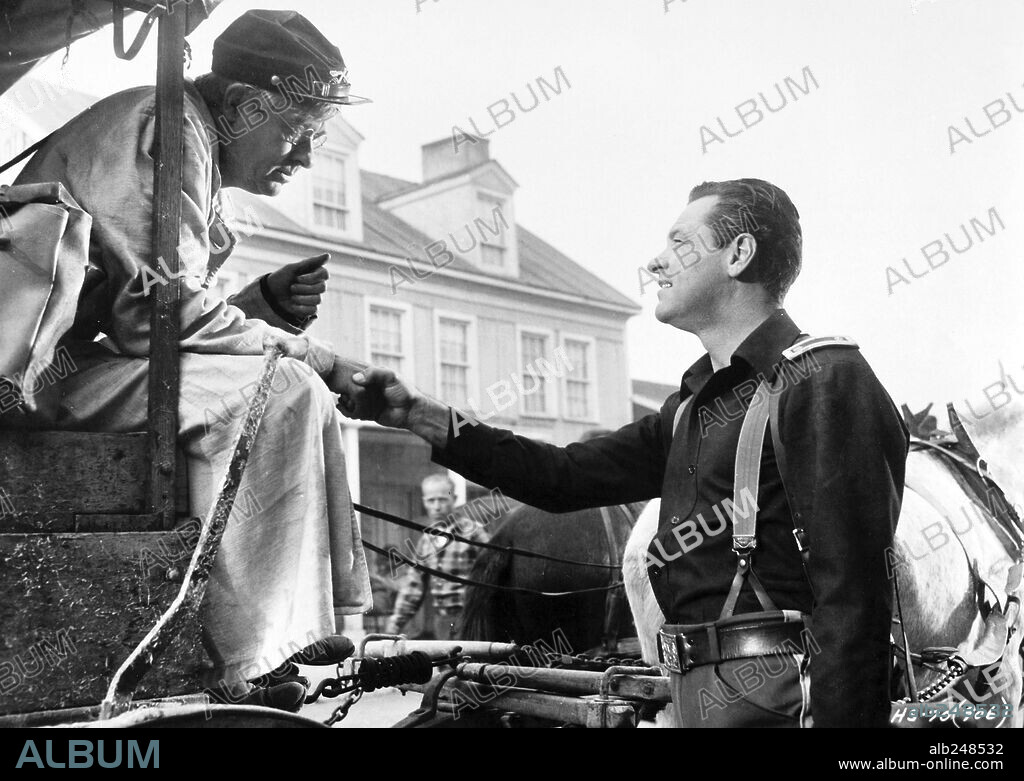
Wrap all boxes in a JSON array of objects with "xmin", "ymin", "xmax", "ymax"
[
  {"xmin": 312, "ymin": 652, "xmax": 464, "ymax": 710},
  {"xmin": 324, "ymin": 688, "xmax": 363, "ymax": 727},
  {"xmin": 315, "ymin": 648, "xmax": 644, "ymax": 725},
  {"xmin": 894, "ymin": 656, "xmax": 969, "ymax": 705},
  {"xmin": 517, "ymin": 645, "xmax": 646, "ymax": 672},
  {"xmin": 305, "ymin": 661, "xmax": 360, "ymax": 705}
]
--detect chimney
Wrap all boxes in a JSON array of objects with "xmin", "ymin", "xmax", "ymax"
[{"xmin": 421, "ymin": 137, "xmax": 491, "ymax": 182}]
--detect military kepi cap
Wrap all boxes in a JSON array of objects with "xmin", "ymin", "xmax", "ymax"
[{"xmin": 212, "ymin": 9, "xmax": 370, "ymax": 106}]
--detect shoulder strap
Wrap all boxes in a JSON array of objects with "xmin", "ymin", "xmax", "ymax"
[
  {"xmin": 782, "ymin": 334, "xmax": 858, "ymax": 360},
  {"xmin": 728, "ymin": 334, "xmax": 858, "ymax": 612}
]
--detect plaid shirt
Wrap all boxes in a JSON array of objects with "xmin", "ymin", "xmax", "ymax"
[{"xmin": 389, "ymin": 513, "xmax": 490, "ymax": 629}]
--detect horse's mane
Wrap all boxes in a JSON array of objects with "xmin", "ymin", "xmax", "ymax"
[{"xmin": 955, "ymin": 394, "xmax": 1024, "ymax": 515}]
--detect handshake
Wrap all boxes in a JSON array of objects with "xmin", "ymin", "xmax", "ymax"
[
  {"xmin": 264, "ymin": 331, "xmax": 449, "ymax": 444},
  {"xmin": 326, "ymin": 359, "xmax": 450, "ymax": 448},
  {"xmin": 329, "ymin": 360, "xmax": 407, "ymax": 425}
]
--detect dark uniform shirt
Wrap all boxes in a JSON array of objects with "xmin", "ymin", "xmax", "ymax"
[{"xmin": 432, "ymin": 310, "xmax": 909, "ymax": 727}]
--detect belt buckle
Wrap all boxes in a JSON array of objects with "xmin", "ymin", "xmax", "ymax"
[{"xmin": 658, "ymin": 630, "xmax": 694, "ymax": 674}]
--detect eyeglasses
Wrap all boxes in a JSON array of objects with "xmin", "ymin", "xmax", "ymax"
[{"xmin": 273, "ymin": 112, "xmax": 328, "ymax": 150}]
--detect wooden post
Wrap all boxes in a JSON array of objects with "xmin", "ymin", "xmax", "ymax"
[{"xmin": 147, "ymin": 5, "xmax": 186, "ymax": 529}]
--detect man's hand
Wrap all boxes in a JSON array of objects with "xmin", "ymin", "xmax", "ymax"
[
  {"xmin": 325, "ymin": 355, "xmax": 381, "ymax": 420},
  {"xmin": 350, "ymin": 366, "xmax": 452, "ymax": 448},
  {"xmin": 344, "ymin": 366, "xmax": 416, "ymax": 427},
  {"xmin": 265, "ymin": 253, "xmax": 330, "ymax": 321}
]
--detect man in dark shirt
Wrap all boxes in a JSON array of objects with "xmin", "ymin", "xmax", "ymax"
[{"xmin": 349, "ymin": 178, "xmax": 909, "ymax": 727}]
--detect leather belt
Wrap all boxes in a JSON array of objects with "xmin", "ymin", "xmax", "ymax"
[{"xmin": 658, "ymin": 611, "xmax": 809, "ymax": 674}]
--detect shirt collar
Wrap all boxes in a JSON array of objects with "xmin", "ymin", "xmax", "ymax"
[{"xmin": 680, "ymin": 309, "xmax": 803, "ymax": 397}]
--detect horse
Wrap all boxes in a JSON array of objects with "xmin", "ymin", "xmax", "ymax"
[
  {"xmin": 460, "ymin": 502, "xmax": 647, "ymax": 657},
  {"xmin": 624, "ymin": 400, "xmax": 1024, "ymax": 728}
]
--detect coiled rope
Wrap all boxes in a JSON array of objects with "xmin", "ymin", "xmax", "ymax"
[{"xmin": 356, "ymin": 652, "xmax": 435, "ymax": 693}]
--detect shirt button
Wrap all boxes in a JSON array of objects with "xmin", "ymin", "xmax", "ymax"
[
  {"xmin": 687, "ymin": 464, "xmax": 696, "ymax": 475},
  {"xmin": 670, "ymin": 516, "xmax": 680, "ymax": 525}
]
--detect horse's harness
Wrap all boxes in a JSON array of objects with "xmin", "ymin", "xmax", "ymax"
[
  {"xmin": 356, "ymin": 498, "xmax": 642, "ymax": 648},
  {"xmin": 894, "ymin": 428, "xmax": 1024, "ymax": 706},
  {"xmin": 355, "ymin": 502, "xmax": 633, "ymax": 598}
]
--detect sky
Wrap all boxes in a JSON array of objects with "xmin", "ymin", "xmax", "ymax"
[{"xmin": 28, "ymin": 0, "xmax": 1024, "ymax": 417}]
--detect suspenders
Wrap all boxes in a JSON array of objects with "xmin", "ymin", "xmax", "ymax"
[
  {"xmin": 721, "ymin": 379, "xmax": 780, "ymax": 619},
  {"xmin": 670, "ymin": 335, "xmax": 858, "ymax": 619}
]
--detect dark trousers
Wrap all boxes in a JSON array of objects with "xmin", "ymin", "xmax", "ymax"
[{"xmin": 670, "ymin": 652, "xmax": 812, "ymax": 727}]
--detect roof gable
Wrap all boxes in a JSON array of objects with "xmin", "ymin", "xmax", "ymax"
[
  {"xmin": 376, "ymin": 159, "xmax": 518, "ymax": 208},
  {"xmin": 364, "ymin": 169, "xmax": 637, "ymax": 311}
]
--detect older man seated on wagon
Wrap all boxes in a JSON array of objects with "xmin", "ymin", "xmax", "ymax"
[{"xmin": 12, "ymin": 10, "xmax": 375, "ymax": 710}]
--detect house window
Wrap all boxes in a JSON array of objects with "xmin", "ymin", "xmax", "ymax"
[
  {"xmin": 564, "ymin": 338, "xmax": 594, "ymax": 420},
  {"xmin": 477, "ymin": 193, "xmax": 508, "ymax": 268},
  {"xmin": 370, "ymin": 305, "xmax": 407, "ymax": 373},
  {"xmin": 438, "ymin": 317, "xmax": 471, "ymax": 406},
  {"xmin": 313, "ymin": 152, "xmax": 348, "ymax": 232},
  {"xmin": 520, "ymin": 331, "xmax": 552, "ymax": 416}
]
